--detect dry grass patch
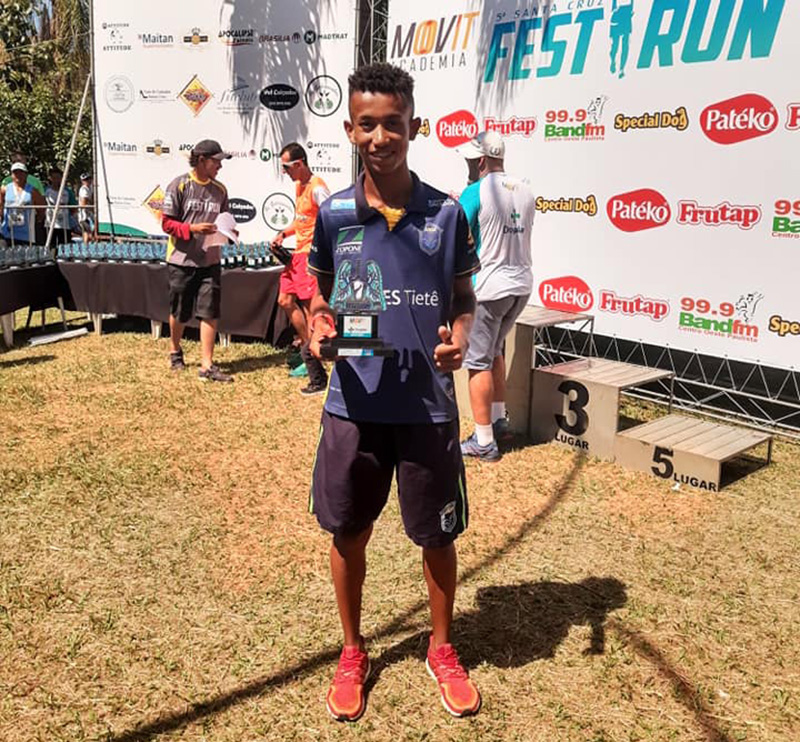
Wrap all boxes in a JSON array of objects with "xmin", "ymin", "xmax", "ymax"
[{"xmin": 1, "ymin": 313, "xmax": 798, "ymax": 741}]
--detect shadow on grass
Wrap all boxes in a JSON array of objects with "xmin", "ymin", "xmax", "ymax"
[
  {"xmin": 608, "ymin": 619, "xmax": 733, "ymax": 742},
  {"xmin": 220, "ymin": 352, "xmax": 290, "ymax": 376},
  {"xmin": 366, "ymin": 576, "xmax": 628, "ymax": 689},
  {"xmin": 0, "ymin": 354, "xmax": 55, "ymax": 368},
  {"xmin": 720, "ymin": 449, "xmax": 772, "ymax": 489},
  {"xmin": 107, "ymin": 454, "xmax": 586, "ymax": 741}
]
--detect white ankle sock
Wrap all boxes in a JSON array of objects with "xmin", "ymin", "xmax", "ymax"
[
  {"xmin": 491, "ymin": 402, "xmax": 506, "ymax": 423},
  {"xmin": 475, "ymin": 423, "xmax": 494, "ymax": 446}
]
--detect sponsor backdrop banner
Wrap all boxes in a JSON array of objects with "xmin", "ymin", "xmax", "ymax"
[
  {"xmin": 93, "ymin": 0, "xmax": 357, "ymax": 246},
  {"xmin": 388, "ymin": 0, "xmax": 798, "ymax": 369}
]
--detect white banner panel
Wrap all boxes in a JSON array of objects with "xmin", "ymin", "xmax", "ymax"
[
  {"xmin": 93, "ymin": 0, "xmax": 357, "ymax": 247},
  {"xmin": 388, "ymin": 0, "xmax": 798, "ymax": 369}
]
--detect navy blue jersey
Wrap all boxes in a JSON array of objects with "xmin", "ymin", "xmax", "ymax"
[{"xmin": 309, "ymin": 173, "xmax": 479, "ymax": 424}]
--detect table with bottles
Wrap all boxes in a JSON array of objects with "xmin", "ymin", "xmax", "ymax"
[
  {"xmin": 53, "ymin": 241, "xmax": 289, "ymax": 343},
  {"xmin": 0, "ymin": 247, "xmax": 72, "ymax": 346}
]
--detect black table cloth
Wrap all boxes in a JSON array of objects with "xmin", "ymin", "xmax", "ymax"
[
  {"xmin": 0, "ymin": 264, "xmax": 71, "ymax": 315},
  {"xmin": 58, "ymin": 261, "xmax": 288, "ymax": 343}
]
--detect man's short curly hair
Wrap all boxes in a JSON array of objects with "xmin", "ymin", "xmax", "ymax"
[{"xmin": 348, "ymin": 63, "xmax": 415, "ymax": 115}]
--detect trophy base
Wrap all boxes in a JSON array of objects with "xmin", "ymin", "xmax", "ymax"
[{"xmin": 319, "ymin": 337, "xmax": 393, "ymax": 360}]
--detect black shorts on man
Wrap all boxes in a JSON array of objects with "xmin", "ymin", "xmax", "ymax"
[
  {"xmin": 310, "ymin": 411, "xmax": 469, "ymax": 548},
  {"xmin": 168, "ymin": 263, "xmax": 221, "ymax": 323}
]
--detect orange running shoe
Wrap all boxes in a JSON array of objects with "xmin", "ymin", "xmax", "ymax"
[
  {"xmin": 426, "ymin": 636, "xmax": 481, "ymax": 717},
  {"xmin": 326, "ymin": 643, "xmax": 370, "ymax": 722}
]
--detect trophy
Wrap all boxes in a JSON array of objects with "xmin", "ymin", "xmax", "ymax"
[{"xmin": 319, "ymin": 259, "xmax": 393, "ymax": 360}]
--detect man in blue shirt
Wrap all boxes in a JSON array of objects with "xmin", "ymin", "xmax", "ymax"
[{"xmin": 307, "ymin": 63, "xmax": 481, "ymax": 722}]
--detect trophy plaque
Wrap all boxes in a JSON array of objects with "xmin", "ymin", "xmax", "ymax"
[{"xmin": 319, "ymin": 259, "xmax": 393, "ymax": 360}]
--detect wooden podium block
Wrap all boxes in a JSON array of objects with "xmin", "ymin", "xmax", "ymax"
[
  {"xmin": 530, "ymin": 359, "xmax": 673, "ymax": 460},
  {"xmin": 615, "ymin": 414, "xmax": 772, "ymax": 491}
]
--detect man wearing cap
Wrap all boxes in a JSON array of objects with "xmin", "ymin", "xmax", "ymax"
[
  {"xmin": 457, "ymin": 131, "xmax": 535, "ymax": 461},
  {"xmin": 2, "ymin": 152, "xmax": 45, "ymax": 196},
  {"xmin": 78, "ymin": 172, "xmax": 94, "ymax": 244},
  {"xmin": 161, "ymin": 139, "xmax": 234, "ymax": 382},
  {"xmin": 0, "ymin": 161, "xmax": 46, "ymax": 247}
]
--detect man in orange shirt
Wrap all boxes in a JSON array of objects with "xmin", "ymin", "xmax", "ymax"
[{"xmin": 272, "ymin": 142, "xmax": 330, "ymax": 395}]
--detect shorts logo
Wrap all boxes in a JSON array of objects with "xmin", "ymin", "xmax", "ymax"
[
  {"xmin": 419, "ymin": 222, "xmax": 442, "ymax": 255},
  {"xmin": 440, "ymin": 501, "xmax": 456, "ymax": 534}
]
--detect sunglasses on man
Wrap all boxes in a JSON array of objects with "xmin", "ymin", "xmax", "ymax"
[{"xmin": 281, "ymin": 160, "xmax": 301, "ymax": 171}]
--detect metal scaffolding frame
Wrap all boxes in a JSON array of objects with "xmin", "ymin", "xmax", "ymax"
[
  {"xmin": 357, "ymin": 0, "xmax": 389, "ymax": 67},
  {"xmin": 538, "ymin": 327, "xmax": 800, "ymax": 440}
]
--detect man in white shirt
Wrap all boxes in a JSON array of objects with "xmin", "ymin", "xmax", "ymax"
[
  {"xmin": 78, "ymin": 173, "xmax": 94, "ymax": 244},
  {"xmin": 457, "ymin": 131, "xmax": 535, "ymax": 461}
]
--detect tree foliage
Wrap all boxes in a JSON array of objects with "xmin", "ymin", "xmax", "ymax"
[{"xmin": 0, "ymin": 0, "xmax": 91, "ymax": 180}]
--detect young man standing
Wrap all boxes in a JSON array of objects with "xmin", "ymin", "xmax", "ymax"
[
  {"xmin": 457, "ymin": 131, "xmax": 536, "ymax": 462},
  {"xmin": 307, "ymin": 63, "xmax": 481, "ymax": 722},
  {"xmin": 271, "ymin": 142, "xmax": 330, "ymax": 395},
  {"xmin": 161, "ymin": 139, "xmax": 233, "ymax": 382}
]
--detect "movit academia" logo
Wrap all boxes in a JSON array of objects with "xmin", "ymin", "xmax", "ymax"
[
  {"xmin": 390, "ymin": 12, "xmax": 479, "ymax": 73},
  {"xmin": 607, "ymin": 189, "xmax": 670, "ymax": 232}
]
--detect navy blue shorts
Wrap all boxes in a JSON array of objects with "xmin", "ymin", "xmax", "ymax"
[{"xmin": 310, "ymin": 411, "xmax": 469, "ymax": 548}]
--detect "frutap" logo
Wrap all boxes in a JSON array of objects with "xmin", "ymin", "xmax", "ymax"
[{"xmin": 677, "ymin": 201, "xmax": 761, "ymax": 230}]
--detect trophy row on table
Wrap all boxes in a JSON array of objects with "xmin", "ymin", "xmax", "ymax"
[{"xmin": 50, "ymin": 242, "xmax": 282, "ymax": 269}]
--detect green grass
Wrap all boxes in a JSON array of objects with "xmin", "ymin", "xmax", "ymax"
[{"xmin": 0, "ymin": 310, "xmax": 798, "ymax": 741}]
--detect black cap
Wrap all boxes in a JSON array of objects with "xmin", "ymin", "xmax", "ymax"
[
  {"xmin": 80, "ymin": 172, "xmax": 92, "ymax": 180},
  {"xmin": 191, "ymin": 139, "xmax": 232, "ymax": 160}
]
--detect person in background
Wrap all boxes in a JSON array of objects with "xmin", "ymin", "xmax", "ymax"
[
  {"xmin": 2, "ymin": 151, "xmax": 45, "ymax": 196},
  {"xmin": 161, "ymin": 139, "xmax": 234, "ymax": 382},
  {"xmin": 44, "ymin": 167, "xmax": 77, "ymax": 246},
  {"xmin": 77, "ymin": 173, "xmax": 94, "ymax": 244},
  {"xmin": 271, "ymin": 142, "xmax": 330, "ymax": 395},
  {"xmin": 0, "ymin": 162, "xmax": 45, "ymax": 247},
  {"xmin": 457, "ymin": 131, "xmax": 536, "ymax": 462}
]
